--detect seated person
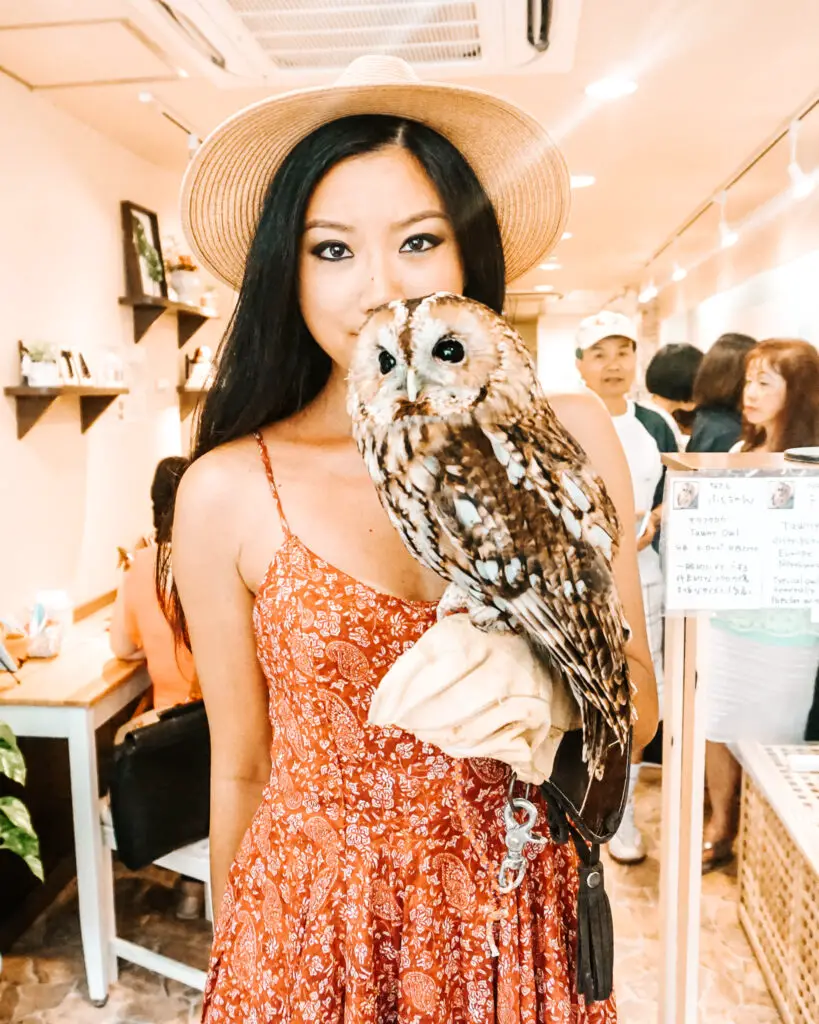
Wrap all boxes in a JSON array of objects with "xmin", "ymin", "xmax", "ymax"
[
  {"xmin": 109, "ymin": 456, "xmax": 203, "ymax": 920},
  {"xmin": 111, "ymin": 457, "xmax": 200, "ymax": 716}
]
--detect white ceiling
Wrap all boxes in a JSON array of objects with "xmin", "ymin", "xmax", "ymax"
[{"xmin": 2, "ymin": 0, "xmax": 819, "ymax": 319}]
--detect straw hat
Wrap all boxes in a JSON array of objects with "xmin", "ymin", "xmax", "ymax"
[{"xmin": 182, "ymin": 55, "xmax": 570, "ymax": 290}]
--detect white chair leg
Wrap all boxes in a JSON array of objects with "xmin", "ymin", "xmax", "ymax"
[
  {"xmin": 204, "ymin": 879, "xmax": 213, "ymax": 924},
  {"xmin": 67, "ymin": 709, "xmax": 117, "ymax": 1006}
]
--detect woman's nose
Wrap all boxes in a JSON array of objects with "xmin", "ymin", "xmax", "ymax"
[{"xmin": 359, "ymin": 253, "xmax": 405, "ymax": 317}]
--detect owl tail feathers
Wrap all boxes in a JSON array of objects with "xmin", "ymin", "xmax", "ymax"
[{"xmin": 581, "ymin": 707, "xmax": 628, "ymax": 782}]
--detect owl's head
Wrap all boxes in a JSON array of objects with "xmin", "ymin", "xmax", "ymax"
[{"xmin": 348, "ymin": 292, "xmax": 536, "ymax": 427}]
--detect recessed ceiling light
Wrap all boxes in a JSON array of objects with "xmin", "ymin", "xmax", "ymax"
[
  {"xmin": 538, "ymin": 262, "xmax": 562, "ymax": 271},
  {"xmin": 585, "ymin": 77, "xmax": 638, "ymax": 101},
  {"xmin": 570, "ymin": 175, "xmax": 596, "ymax": 189},
  {"xmin": 177, "ymin": 68, "xmax": 190, "ymax": 78},
  {"xmin": 561, "ymin": 232, "xmax": 573, "ymax": 240},
  {"xmin": 535, "ymin": 284, "xmax": 555, "ymax": 292},
  {"xmin": 138, "ymin": 91, "xmax": 154, "ymax": 103}
]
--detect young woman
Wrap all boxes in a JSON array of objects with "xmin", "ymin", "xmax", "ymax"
[
  {"xmin": 166, "ymin": 56, "xmax": 658, "ymax": 1022},
  {"xmin": 111, "ymin": 456, "xmax": 198, "ymax": 712},
  {"xmin": 702, "ymin": 339, "xmax": 819, "ymax": 872},
  {"xmin": 687, "ymin": 333, "xmax": 757, "ymax": 454}
]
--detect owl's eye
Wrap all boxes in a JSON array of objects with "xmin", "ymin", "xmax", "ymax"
[
  {"xmin": 378, "ymin": 350, "xmax": 396, "ymax": 375},
  {"xmin": 432, "ymin": 337, "xmax": 465, "ymax": 364}
]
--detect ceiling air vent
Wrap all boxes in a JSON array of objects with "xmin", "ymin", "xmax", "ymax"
[{"xmin": 132, "ymin": 0, "xmax": 582, "ymax": 86}]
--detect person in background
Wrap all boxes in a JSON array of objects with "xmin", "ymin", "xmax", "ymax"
[
  {"xmin": 110, "ymin": 455, "xmax": 203, "ymax": 918},
  {"xmin": 702, "ymin": 338, "xmax": 819, "ymax": 871},
  {"xmin": 111, "ymin": 456, "xmax": 200, "ymax": 711},
  {"xmin": 575, "ymin": 310, "xmax": 674, "ymax": 864},
  {"xmin": 687, "ymin": 333, "xmax": 756, "ymax": 453},
  {"xmin": 644, "ymin": 343, "xmax": 704, "ymax": 445}
]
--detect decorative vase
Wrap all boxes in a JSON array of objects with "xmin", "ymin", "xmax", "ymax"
[
  {"xmin": 169, "ymin": 269, "xmax": 202, "ymax": 307},
  {"xmin": 25, "ymin": 360, "xmax": 62, "ymax": 388}
]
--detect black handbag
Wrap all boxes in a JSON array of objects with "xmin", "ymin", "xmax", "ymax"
[{"xmin": 108, "ymin": 699, "xmax": 210, "ymax": 871}]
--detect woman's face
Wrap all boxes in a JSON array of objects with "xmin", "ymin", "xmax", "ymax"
[
  {"xmin": 744, "ymin": 358, "xmax": 787, "ymax": 430},
  {"xmin": 299, "ymin": 146, "xmax": 465, "ymax": 371}
]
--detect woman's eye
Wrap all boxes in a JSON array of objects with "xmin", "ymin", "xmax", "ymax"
[
  {"xmin": 400, "ymin": 233, "xmax": 441, "ymax": 254},
  {"xmin": 378, "ymin": 350, "xmax": 396, "ymax": 375},
  {"xmin": 313, "ymin": 241, "xmax": 352, "ymax": 261}
]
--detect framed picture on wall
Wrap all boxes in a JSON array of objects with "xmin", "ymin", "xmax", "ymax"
[{"xmin": 121, "ymin": 200, "xmax": 167, "ymax": 301}]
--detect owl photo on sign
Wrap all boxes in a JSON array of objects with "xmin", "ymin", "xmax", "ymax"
[{"xmin": 347, "ymin": 293, "xmax": 633, "ymax": 779}]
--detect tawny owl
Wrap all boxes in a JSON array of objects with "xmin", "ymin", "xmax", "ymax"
[{"xmin": 347, "ymin": 292, "xmax": 633, "ymax": 778}]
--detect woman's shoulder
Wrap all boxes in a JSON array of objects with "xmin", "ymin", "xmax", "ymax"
[{"xmin": 175, "ymin": 433, "xmax": 264, "ymax": 529}]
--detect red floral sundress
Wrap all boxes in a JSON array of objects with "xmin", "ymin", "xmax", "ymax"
[{"xmin": 201, "ymin": 433, "xmax": 617, "ymax": 1023}]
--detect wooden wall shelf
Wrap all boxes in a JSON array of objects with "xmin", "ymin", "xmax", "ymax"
[
  {"xmin": 119, "ymin": 295, "xmax": 217, "ymax": 347},
  {"xmin": 4, "ymin": 386, "xmax": 128, "ymax": 439},
  {"xmin": 177, "ymin": 386, "xmax": 209, "ymax": 420}
]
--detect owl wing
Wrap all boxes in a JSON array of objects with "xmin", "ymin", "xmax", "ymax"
[{"xmin": 419, "ymin": 408, "xmax": 632, "ymax": 755}]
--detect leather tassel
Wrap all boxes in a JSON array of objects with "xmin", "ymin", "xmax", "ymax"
[
  {"xmin": 541, "ymin": 786, "xmax": 615, "ymax": 1004},
  {"xmin": 575, "ymin": 858, "xmax": 614, "ymax": 1003}
]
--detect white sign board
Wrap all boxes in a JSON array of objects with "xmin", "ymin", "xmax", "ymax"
[{"xmin": 664, "ymin": 473, "xmax": 819, "ymax": 611}]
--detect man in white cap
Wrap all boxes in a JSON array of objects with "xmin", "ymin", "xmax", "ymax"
[{"xmin": 575, "ymin": 310, "xmax": 677, "ymax": 864}]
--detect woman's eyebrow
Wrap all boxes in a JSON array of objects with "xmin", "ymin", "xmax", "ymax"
[
  {"xmin": 304, "ymin": 218, "xmax": 353, "ymax": 232},
  {"xmin": 304, "ymin": 210, "xmax": 448, "ymax": 233},
  {"xmin": 394, "ymin": 210, "xmax": 448, "ymax": 228}
]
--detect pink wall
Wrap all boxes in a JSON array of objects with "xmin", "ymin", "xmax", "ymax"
[{"xmin": 0, "ymin": 73, "xmax": 231, "ymax": 619}]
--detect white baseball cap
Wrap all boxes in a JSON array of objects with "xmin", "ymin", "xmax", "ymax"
[{"xmin": 576, "ymin": 311, "xmax": 639, "ymax": 354}]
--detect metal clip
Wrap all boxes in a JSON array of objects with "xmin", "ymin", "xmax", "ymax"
[{"xmin": 497, "ymin": 796, "xmax": 545, "ymax": 894}]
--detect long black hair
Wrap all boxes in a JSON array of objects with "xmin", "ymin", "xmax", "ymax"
[{"xmin": 159, "ymin": 113, "xmax": 506, "ymax": 644}]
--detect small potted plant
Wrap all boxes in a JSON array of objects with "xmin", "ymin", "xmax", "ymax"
[
  {"xmin": 165, "ymin": 239, "xmax": 202, "ymax": 306},
  {"xmin": 20, "ymin": 342, "xmax": 61, "ymax": 389}
]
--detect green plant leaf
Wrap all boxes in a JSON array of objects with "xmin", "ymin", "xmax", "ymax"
[
  {"xmin": 0, "ymin": 738, "xmax": 26, "ymax": 786},
  {"xmin": 0, "ymin": 824, "xmax": 43, "ymax": 881},
  {"xmin": 0, "ymin": 795, "xmax": 36, "ymax": 836},
  {"xmin": 0, "ymin": 722, "xmax": 18, "ymax": 748}
]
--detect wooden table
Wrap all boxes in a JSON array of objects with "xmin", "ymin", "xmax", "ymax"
[{"xmin": 0, "ymin": 610, "xmax": 150, "ymax": 1006}]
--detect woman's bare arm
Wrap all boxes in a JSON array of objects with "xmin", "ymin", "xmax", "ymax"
[
  {"xmin": 172, "ymin": 447, "xmax": 273, "ymax": 913},
  {"xmin": 550, "ymin": 391, "xmax": 660, "ymax": 749}
]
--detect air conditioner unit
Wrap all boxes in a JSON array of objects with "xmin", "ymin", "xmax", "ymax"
[{"xmin": 127, "ymin": 0, "xmax": 583, "ymax": 87}]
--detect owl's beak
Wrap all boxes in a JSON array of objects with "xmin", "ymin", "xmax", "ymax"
[{"xmin": 406, "ymin": 369, "xmax": 422, "ymax": 402}]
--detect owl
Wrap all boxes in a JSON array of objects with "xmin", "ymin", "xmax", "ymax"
[{"xmin": 347, "ymin": 292, "xmax": 633, "ymax": 778}]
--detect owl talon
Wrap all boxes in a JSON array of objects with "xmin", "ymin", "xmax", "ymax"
[{"xmin": 436, "ymin": 583, "xmax": 471, "ymax": 622}]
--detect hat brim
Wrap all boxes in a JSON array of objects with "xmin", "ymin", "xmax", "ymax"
[{"xmin": 182, "ymin": 79, "xmax": 570, "ymax": 291}]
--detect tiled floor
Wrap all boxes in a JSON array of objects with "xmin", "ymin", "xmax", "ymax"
[{"xmin": 0, "ymin": 770, "xmax": 782, "ymax": 1023}]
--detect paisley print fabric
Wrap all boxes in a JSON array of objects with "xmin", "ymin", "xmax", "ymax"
[{"xmin": 201, "ymin": 435, "xmax": 617, "ymax": 1023}]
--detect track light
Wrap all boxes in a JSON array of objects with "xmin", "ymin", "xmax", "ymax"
[
  {"xmin": 788, "ymin": 120, "xmax": 816, "ymax": 200},
  {"xmin": 638, "ymin": 282, "xmax": 658, "ymax": 304},
  {"xmin": 716, "ymin": 192, "xmax": 738, "ymax": 248},
  {"xmin": 672, "ymin": 264, "xmax": 687, "ymax": 282}
]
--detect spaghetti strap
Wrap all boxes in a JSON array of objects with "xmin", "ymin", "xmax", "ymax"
[{"xmin": 254, "ymin": 431, "xmax": 290, "ymax": 536}]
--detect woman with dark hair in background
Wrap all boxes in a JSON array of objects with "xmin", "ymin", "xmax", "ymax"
[
  {"xmin": 111, "ymin": 455, "xmax": 198, "ymax": 711},
  {"xmin": 110, "ymin": 455, "xmax": 203, "ymax": 917},
  {"xmin": 687, "ymin": 332, "xmax": 757, "ymax": 453},
  {"xmin": 644, "ymin": 342, "xmax": 704, "ymax": 444},
  {"xmin": 158, "ymin": 56, "xmax": 658, "ymax": 1022},
  {"xmin": 702, "ymin": 338, "xmax": 819, "ymax": 872}
]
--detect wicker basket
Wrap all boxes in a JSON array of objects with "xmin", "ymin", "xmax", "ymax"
[{"xmin": 738, "ymin": 743, "xmax": 819, "ymax": 1024}]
